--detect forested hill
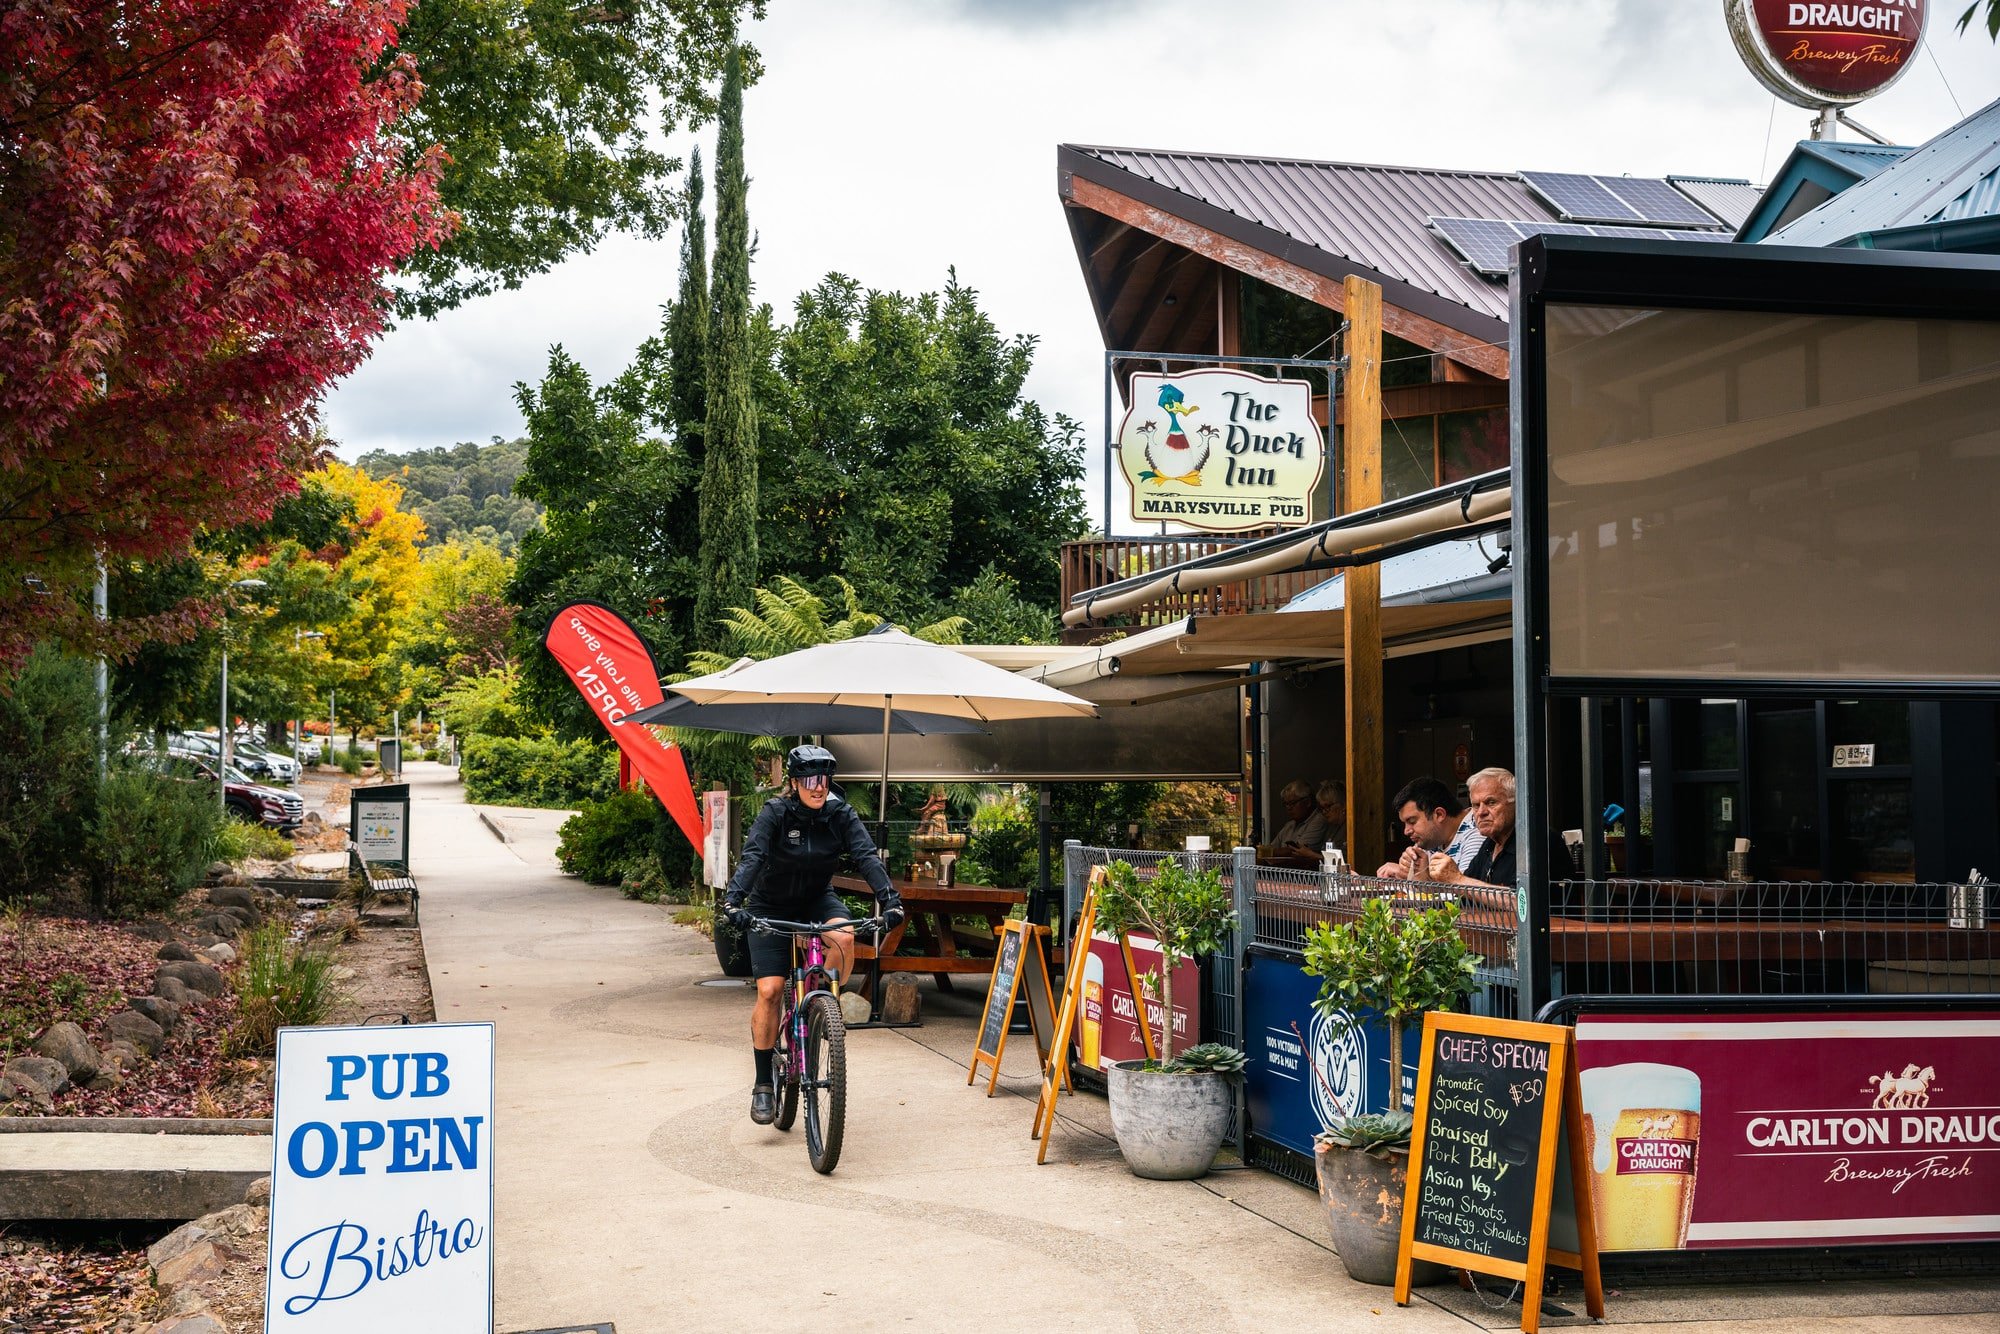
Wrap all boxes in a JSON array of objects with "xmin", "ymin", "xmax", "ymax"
[{"xmin": 354, "ymin": 439, "xmax": 542, "ymax": 553}]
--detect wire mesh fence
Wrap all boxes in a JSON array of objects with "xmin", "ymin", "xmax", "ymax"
[{"xmin": 1546, "ymin": 877, "xmax": 2000, "ymax": 999}]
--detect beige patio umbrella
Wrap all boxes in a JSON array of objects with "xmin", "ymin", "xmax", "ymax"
[{"xmin": 665, "ymin": 624, "xmax": 1098, "ymax": 826}]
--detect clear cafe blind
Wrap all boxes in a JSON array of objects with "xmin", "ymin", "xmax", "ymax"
[{"xmin": 1543, "ymin": 304, "xmax": 2000, "ymax": 684}]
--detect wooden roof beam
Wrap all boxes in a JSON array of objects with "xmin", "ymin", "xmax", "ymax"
[{"xmin": 1064, "ymin": 175, "xmax": 1509, "ymax": 380}]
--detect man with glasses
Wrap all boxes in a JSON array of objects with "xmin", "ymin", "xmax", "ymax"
[{"xmin": 722, "ymin": 744, "xmax": 905, "ymax": 1125}]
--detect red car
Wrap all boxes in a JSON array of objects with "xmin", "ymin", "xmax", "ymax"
[{"xmin": 140, "ymin": 751, "xmax": 305, "ymax": 831}]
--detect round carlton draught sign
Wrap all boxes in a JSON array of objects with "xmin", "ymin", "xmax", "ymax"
[{"xmin": 1726, "ymin": 0, "xmax": 1928, "ymax": 107}]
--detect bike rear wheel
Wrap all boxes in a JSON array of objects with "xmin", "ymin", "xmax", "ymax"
[
  {"xmin": 773, "ymin": 1010, "xmax": 800, "ymax": 1132},
  {"xmin": 802, "ymin": 992, "xmax": 847, "ymax": 1174}
]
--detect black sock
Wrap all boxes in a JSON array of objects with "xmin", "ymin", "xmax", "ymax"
[{"xmin": 753, "ymin": 1047, "xmax": 774, "ymax": 1086}]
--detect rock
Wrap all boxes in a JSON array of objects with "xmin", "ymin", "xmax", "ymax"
[
  {"xmin": 205, "ymin": 861, "xmax": 234, "ymax": 882},
  {"xmin": 204, "ymin": 942, "xmax": 238, "ymax": 965},
  {"xmin": 192, "ymin": 913, "xmax": 241, "ymax": 938},
  {"xmin": 328, "ymin": 965, "xmax": 356, "ymax": 982},
  {"xmin": 126, "ymin": 919, "xmax": 177, "ymax": 942},
  {"xmin": 216, "ymin": 869, "xmax": 252, "ymax": 888},
  {"xmin": 201, "ymin": 1202, "xmax": 263, "ymax": 1237},
  {"xmin": 838, "ymin": 991, "xmax": 872, "ymax": 1025},
  {"xmin": 880, "ymin": 975, "xmax": 922, "ymax": 1026},
  {"xmin": 147, "ymin": 1311, "xmax": 230, "ymax": 1333},
  {"xmin": 128, "ymin": 995, "xmax": 182, "ymax": 1033},
  {"xmin": 30, "ymin": 1021, "xmax": 102, "ymax": 1083},
  {"xmin": 0, "ymin": 1070, "xmax": 54, "ymax": 1110},
  {"xmin": 244, "ymin": 1175, "xmax": 271, "ymax": 1207},
  {"xmin": 103, "ymin": 1009, "xmax": 167, "ymax": 1057},
  {"xmin": 192, "ymin": 935, "xmax": 228, "ymax": 950},
  {"xmin": 157, "ymin": 942, "xmax": 198, "ymax": 962},
  {"xmin": 153, "ymin": 1238, "xmax": 233, "ymax": 1291},
  {"xmin": 157, "ymin": 959, "xmax": 227, "ymax": 997},
  {"xmin": 3, "ymin": 1055, "xmax": 69, "ymax": 1095},
  {"xmin": 154, "ymin": 975, "xmax": 197, "ymax": 1006},
  {"xmin": 207, "ymin": 885, "xmax": 256, "ymax": 910},
  {"xmin": 83, "ymin": 1066, "xmax": 123, "ymax": 1092},
  {"xmin": 302, "ymin": 810, "xmax": 323, "ymax": 826},
  {"xmin": 147, "ymin": 1218, "xmax": 211, "ymax": 1269},
  {"xmin": 102, "ymin": 1039, "xmax": 144, "ymax": 1070}
]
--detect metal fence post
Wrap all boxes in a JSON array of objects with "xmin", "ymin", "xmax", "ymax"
[
  {"xmin": 1230, "ymin": 844, "xmax": 1257, "ymax": 1153},
  {"xmin": 1062, "ymin": 839, "xmax": 1083, "ymax": 949}
]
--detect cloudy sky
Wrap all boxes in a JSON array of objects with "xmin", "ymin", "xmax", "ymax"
[{"xmin": 323, "ymin": 0, "xmax": 2000, "ymax": 528}]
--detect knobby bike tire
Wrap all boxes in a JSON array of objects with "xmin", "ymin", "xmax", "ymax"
[
  {"xmin": 773, "ymin": 1013, "xmax": 800, "ymax": 1132},
  {"xmin": 802, "ymin": 992, "xmax": 847, "ymax": 1174}
]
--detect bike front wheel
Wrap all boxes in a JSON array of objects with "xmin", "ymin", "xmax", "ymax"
[
  {"xmin": 802, "ymin": 991, "xmax": 847, "ymax": 1174},
  {"xmin": 773, "ymin": 1020, "xmax": 800, "ymax": 1132}
]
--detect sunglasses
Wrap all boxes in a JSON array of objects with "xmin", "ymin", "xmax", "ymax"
[{"xmin": 796, "ymin": 773, "xmax": 831, "ymax": 790}]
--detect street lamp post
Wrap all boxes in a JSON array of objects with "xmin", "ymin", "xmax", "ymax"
[
  {"xmin": 219, "ymin": 578, "xmax": 267, "ymax": 813},
  {"xmin": 293, "ymin": 628, "xmax": 324, "ymax": 765}
]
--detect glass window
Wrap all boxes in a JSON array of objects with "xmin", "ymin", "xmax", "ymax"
[
  {"xmin": 1382, "ymin": 416, "xmax": 1435, "ymax": 501},
  {"xmin": 1675, "ymin": 699, "xmax": 1739, "ymax": 771},
  {"xmin": 1833, "ymin": 779, "xmax": 1914, "ymax": 879},
  {"xmin": 1752, "ymin": 703, "xmax": 1820, "ymax": 879},
  {"xmin": 1382, "ymin": 332, "xmax": 1435, "ymax": 389},
  {"xmin": 1829, "ymin": 700, "xmax": 1911, "ymax": 767},
  {"xmin": 1675, "ymin": 780, "xmax": 1741, "ymax": 879},
  {"xmin": 1441, "ymin": 408, "xmax": 1508, "ymax": 482}
]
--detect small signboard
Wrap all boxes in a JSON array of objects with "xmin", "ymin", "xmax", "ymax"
[
  {"xmin": 265, "ymin": 1022, "xmax": 494, "ymax": 1332},
  {"xmin": 701, "ymin": 790, "xmax": 730, "ymax": 889},
  {"xmin": 968, "ymin": 920, "xmax": 1058, "ymax": 1096},
  {"xmin": 1831, "ymin": 743, "xmax": 1875, "ymax": 768},
  {"xmin": 351, "ymin": 784, "xmax": 410, "ymax": 866},
  {"xmin": 1395, "ymin": 1013, "xmax": 1602, "ymax": 1334}
]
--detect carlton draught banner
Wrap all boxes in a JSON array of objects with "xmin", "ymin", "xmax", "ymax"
[{"xmin": 542, "ymin": 601, "xmax": 703, "ymax": 852}]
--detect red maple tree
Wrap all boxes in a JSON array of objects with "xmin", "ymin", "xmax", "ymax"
[{"xmin": 0, "ymin": 0, "xmax": 451, "ymax": 665}]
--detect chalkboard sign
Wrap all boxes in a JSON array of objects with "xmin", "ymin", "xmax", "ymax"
[
  {"xmin": 1394, "ymin": 1013, "xmax": 1603, "ymax": 1334},
  {"xmin": 969, "ymin": 921, "xmax": 1057, "ymax": 1097}
]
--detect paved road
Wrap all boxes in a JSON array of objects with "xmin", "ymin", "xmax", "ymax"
[{"xmin": 403, "ymin": 763, "xmax": 2000, "ymax": 1334}]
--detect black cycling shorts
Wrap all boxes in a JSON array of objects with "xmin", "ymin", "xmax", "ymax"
[{"xmin": 746, "ymin": 890, "xmax": 853, "ymax": 979}]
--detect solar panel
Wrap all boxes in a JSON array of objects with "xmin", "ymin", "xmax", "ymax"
[
  {"xmin": 1599, "ymin": 176, "xmax": 1720, "ymax": 227},
  {"xmin": 1522, "ymin": 172, "xmax": 1643, "ymax": 224},
  {"xmin": 1427, "ymin": 217, "xmax": 1522, "ymax": 277},
  {"xmin": 1669, "ymin": 176, "xmax": 1763, "ymax": 230},
  {"xmin": 1431, "ymin": 216, "xmax": 1736, "ymax": 278}
]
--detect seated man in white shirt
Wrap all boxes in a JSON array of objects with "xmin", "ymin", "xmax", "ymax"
[{"xmin": 1375, "ymin": 775, "xmax": 1484, "ymax": 879}]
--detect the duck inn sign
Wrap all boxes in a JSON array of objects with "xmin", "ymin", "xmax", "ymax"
[{"xmin": 1116, "ymin": 367, "xmax": 1325, "ymax": 533}]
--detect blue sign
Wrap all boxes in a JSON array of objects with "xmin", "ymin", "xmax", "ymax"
[{"xmin": 1243, "ymin": 951, "xmax": 1423, "ymax": 1158}]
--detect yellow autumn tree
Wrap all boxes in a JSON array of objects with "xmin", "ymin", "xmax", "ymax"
[{"xmin": 316, "ymin": 460, "xmax": 427, "ymax": 740}]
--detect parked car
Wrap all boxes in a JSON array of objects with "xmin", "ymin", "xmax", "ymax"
[
  {"xmin": 140, "ymin": 752, "xmax": 304, "ymax": 831},
  {"xmin": 293, "ymin": 735, "xmax": 324, "ymax": 764},
  {"xmin": 232, "ymin": 737, "xmax": 300, "ymax": 784}
]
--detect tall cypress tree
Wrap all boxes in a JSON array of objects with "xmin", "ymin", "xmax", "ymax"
[
  {"xmin": 694, "ymin": 46, "xmax": 758, "ymax": 649},
  {"xmin": 666, "ymin": 147, "xmax": 708, "ymax": 462}
]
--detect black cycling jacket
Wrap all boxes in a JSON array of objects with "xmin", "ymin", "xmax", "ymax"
[{"xmin": 723, "ymin": 793, "xmax": 898, "ymax": 913}]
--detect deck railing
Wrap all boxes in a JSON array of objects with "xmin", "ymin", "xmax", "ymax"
[{"xmin": 1058, "ymin": 534, "xmax": 1337, "ymax": 635}]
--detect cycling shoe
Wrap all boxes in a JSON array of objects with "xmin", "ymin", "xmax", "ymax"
[{"xmin": 750, "ymin": 1083, "xmax": 776, "ymax": 1125}]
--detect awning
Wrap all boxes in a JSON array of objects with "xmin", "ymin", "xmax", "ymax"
[{"xmin": 1025, "ymin": 600, "xmax": 1511, "ymax": 688}]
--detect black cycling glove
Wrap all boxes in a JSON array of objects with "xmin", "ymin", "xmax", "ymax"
[
  {"xmin": 724, "ymin": 897, "xmax": 751, "ymax": 930},
  {"xmin": 879, "ymin": 891, "xmax": 905, "ymax": 929}
]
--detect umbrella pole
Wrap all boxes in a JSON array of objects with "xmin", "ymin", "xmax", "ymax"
[{"xmin": 876, "ymin": 696, "xmax": 893, "ymax": 853}]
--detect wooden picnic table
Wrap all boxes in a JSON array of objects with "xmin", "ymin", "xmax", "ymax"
[{"xmin": 832, "ymin": 874, "xmax": 1026, "ymax": 998}]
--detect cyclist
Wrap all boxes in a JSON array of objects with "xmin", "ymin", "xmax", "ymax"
[{"xmin": 722, "ymin": 744, "xmax": 904, "ymax": 1125}]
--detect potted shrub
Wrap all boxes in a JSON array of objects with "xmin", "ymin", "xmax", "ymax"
[
  {"xmin": 1301, "ymin": 895, "xmax": 1479, "ymax": 1284},
  {"xmin": 1093, "ymin": 858, "xmax": 1244, "ymax": 1180}
]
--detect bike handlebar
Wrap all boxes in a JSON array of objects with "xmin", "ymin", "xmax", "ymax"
[{"xmin": 748, "ymin": 916, "xmax": 885, "ymax": 936}]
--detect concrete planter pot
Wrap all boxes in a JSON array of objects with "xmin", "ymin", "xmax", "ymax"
[
  {"xmin": 1104, "ymin": 1060, "xmax": 1231, "ymax": 1180},
  {"xmin": 713, "ymin": 913, "xmax": 752, "ymax": 978},
  {"xmin": 1314, "ymin": 1139, "xmax": 1446, "ymax": 1287}
]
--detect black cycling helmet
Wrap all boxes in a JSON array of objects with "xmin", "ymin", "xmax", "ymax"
[{"xmin": 784, "ymin": 744, "xmax": 838, "ymax": 781}]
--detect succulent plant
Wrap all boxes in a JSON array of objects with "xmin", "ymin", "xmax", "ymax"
[
  {"xmin": 1165, "ymin": 1042, "xmax": 1248, "ymax": 1076},
  {"xmin": 1317, "ymin": 1110, "xmax": 1415, "ymax": 1159}
]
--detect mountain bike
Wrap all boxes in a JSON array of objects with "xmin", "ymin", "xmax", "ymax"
[{"xmin": 749, "ymin": 915, "xmax": 882, "ymax": 1174}]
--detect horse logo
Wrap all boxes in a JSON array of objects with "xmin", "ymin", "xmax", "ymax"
[{"xmin": 1866, "ymin": 1063, "xmax": 1939, "ymax": 1109}]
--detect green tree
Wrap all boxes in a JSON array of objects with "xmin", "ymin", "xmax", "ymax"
[
  {"xmin": 695, "ymin": 45, "xmax": 760, "ymax": 651},
  {"xmin": 667, "ymin": 148, "xmax": 710, "ymax": 457},
  {"xmin": 508, "ymin": 349, "xmax": 692, "ymax": 741},
  {"xmin": 388, "ymin": 0, "xmax": 765, "ymax": 316},
  {"xmin": 758, "ymin": 272, "xmax": 1088, "ymax": 627},
  {"xmin": 1959, "ymin": 1, "xmax": 2000, "ymax": 39}
]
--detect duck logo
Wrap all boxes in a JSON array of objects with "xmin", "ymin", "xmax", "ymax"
[{"xmin": 1114, "ymin": 366, "xmax": 1323, "ymax": 533}]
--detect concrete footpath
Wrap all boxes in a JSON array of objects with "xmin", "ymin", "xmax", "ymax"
[{"xmin": 402, "ymin": 763, "xmax": 2000, "ymax": 1334}]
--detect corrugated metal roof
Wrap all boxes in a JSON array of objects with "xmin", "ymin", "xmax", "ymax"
[
  {"xmin": 1765, "ymin": 97, "xmax": 2000, "ymax": 246},
  {"xmin": 1667, "ymin": 175, "xmax": 1763, "ymax": 229},
  {"xmin": 1071, "ymin": 146, "xmax": 1541, "ymax": 324}
]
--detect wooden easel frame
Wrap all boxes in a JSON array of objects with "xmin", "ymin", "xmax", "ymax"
[
  {"xmin": 1032, "ymin": 867, "xmax": 1100, "ymax": 1158},
  {"xmin": 1393, "ymin": 1014, "xmax": 1603, "ymax": 1334},
  {"xmin": 967, "ymin": 920, "xmax": 1057, "ymax": 1096}
]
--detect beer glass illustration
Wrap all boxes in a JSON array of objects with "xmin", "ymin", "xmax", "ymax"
[
  {"xmin": 1079, "ymin": 952, "xmax": 1105, "ymax": 1069},
  {"xmin": 1579, "ymin": 1063, "xmax": 1702, "ymax": 1250}
]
